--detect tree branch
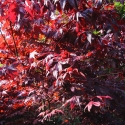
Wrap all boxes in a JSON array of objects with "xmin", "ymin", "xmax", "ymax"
[{"xmin": 0, "ymin": 28, "xmax": 14, "ymax": 54}]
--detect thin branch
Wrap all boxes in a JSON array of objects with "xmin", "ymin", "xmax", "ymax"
[
  {"xmin": 93, "ymin": 72, "xmax": 123, "ymax": 80},
  {"xmin": 9, "ymin": 21, "xmax": 18, "ymax": 57}
]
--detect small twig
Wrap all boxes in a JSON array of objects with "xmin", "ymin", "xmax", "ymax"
[
  {"xmin": 0, "ymin": 28, "xmax": 14, "ymax": 54},
  {"xmin": 93, "ymin": 72, "xmax": 123, "ymax": 80},
  {"xmin": 9, "ymin": 21, "xmax": 18, "ymax": 57}
]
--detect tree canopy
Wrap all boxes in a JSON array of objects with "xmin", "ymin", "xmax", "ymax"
[{"xmin": 0, "ymin": 0, "xmax": 125, "ymax": 124}]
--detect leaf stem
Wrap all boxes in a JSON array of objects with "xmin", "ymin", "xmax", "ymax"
[{"xmin": 93, "ymin": 72, "xmax": 123, "ymax": 79}]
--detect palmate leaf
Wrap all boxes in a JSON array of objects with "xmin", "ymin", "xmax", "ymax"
[
  {"xmin": 84, "ymin": 96, "xmax": 112, "ymax": 112},
  {"xmin": 61, "ymin": 96, "xmax": 81, "ymax": 109},
  {"xmin": 84, "ymin": 101, "xmax": 101, "ymax": 112},
  {"xmin": 96, "ymin": 96, "xmax": 112, "ymax": 101},
  {"xmin": 40, "ymin": 109, "xmax": 64, "ymax": 121}
]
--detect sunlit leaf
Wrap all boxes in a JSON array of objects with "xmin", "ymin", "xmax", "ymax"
[{"xmin": 87, "ymin": 33, "xmax": 92, "ymax": 44}]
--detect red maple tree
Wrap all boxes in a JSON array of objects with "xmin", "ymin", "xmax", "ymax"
[{"xmin": 0, "ymin": 0, "xmax": 125, "ymax": 124}]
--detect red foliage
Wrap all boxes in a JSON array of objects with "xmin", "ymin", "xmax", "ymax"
[{"xmin": 0, "ymin": 0, "xmax": 125, "ymax": 124}]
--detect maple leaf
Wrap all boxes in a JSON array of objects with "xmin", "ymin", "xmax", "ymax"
[
  {"xmin": 42, "ymin": 109, "xmax": 64, "ymax": 121},
  {"xmin": 61, "ymin": 96, "xmax": 81, "ymax": 109},
  {"xmin": 84, "ymin": 101, "xmax": 101, "ymax": 112},
  {"xmin": 96, "ymin": 96, "xmax": 112, "ymax": 101}
]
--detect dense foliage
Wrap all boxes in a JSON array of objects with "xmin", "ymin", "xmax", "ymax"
[{"xmin": 0, "ymin": 0, "xmax": 125, "ymax": 124}]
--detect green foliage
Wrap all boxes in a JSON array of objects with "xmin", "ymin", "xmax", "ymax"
[
  {"xmin": 93, "ymin": 30, "xmax": 102, "ymax": 36},
  {"xmin": 0, "ymin": 63, "xmax": 4, "ymax": 67},
  {"xmin": 114, "ymin": 1, "xmax": 125, "ymax": 18}
]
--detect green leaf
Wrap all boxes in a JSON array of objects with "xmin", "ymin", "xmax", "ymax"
[
  {"xmin": 0, "ymin": 63, "xmax": 4, "ymax": 67},
  {"xmin": 114, "ymin": 2, "xmax": 122, "ymax": 7},
  {"xmin": 93, "ymin": 30, "xmax": 100, "ymax": 35}
]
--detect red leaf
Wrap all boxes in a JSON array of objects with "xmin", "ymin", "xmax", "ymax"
[
  {"xmin": 61, "ymin": 50, "xmax": 69, "ymax": 59},
  {"xmin": 85, "ymin": 51, "xmax": 94, "ymax": 58},
  {"xmin": 84, "ymin": 101, "xmax": 101, "ymax": 112},
  {"xmin": 67, "ymin": 67, "xmax": 73, "ymax": 72},
  {"xmin": 96, "ymin": 96, "xmax": 112, "ymax": 101},
  {"xmin": 8, "ymin": 3, "xmax": 18, "ymax": 23},
  {"xmin": 25, "ymin": 6, "xmax": 34, "ymax": 17},
  {"xmin": 38, "ymin": 111, "xmax": 46, "ymax": 117},
  {"xmin": 104, "ymin": 4, "xmax": 114, "ymax": 10},
  {"xmin": 46, "ymin": 63, "xmax": 50, "ymax": 71}
]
